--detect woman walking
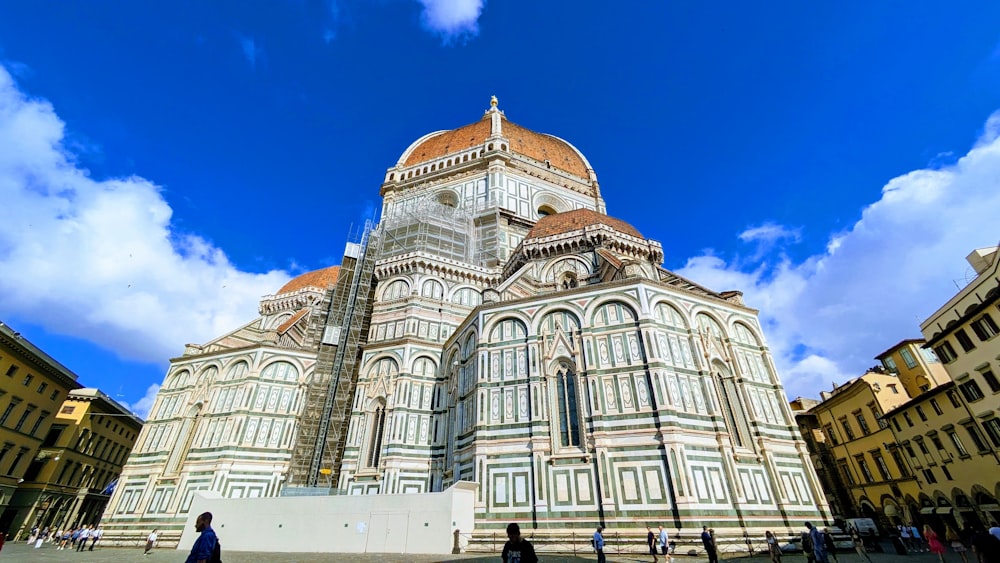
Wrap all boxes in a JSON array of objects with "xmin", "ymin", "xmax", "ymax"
[
  {"xmin": 766, "ymin": 530, "xmax": 782, "ymax": 563},
  {"xmin": 925, "ymin": 524, "xmax": 946, "ymax": 563},
  {"xmin": 946, "ymin": 526, "xmax": 968, "ymax": 563},
  {"xmin": 851, "ymin": 528, "xmax": 873, "ymax": 563}
]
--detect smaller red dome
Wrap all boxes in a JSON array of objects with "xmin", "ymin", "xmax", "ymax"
[
  {"xmin": 277, "ymin": 266, "xmax": 340, "ymax": 295},
  {"xmin": 526, "ymin": 209, "xmax": 643, "ymax": 240}
]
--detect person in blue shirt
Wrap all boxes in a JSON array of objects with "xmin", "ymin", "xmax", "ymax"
[
  {"xmin": 185, "ymin": 512, "xmax": 218, "ymax": 563},
  {"xmin": 594, "ymin": 526, "xmax": 606, "ymax": 563}
]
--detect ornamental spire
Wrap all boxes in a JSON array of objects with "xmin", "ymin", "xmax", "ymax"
[{"xmin": 488, "ymin": 95, "xmax": 503, "ymax": 136}]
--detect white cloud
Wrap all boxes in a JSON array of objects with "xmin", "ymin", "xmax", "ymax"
[
  {"xmin": 415, "ymin": 0, "xmax": 485, "ymax": 42},
  {"xmin": 237, "ymin": 34, "xmax": 262, "ymax": 70},
  {"xmin": 738, "ymin": 222, "xmax": 801, "ymax": 245},
  {"xmin": 0, "ymin": 65, "xmax": 290, "ymax": 370},
  {"xmin": 677, "ymin": 110, "xmax": 1000, "ymax": 400},
  {"xmin": 123, "ymin": 383, "xmax": 160, "ymax": 420}
]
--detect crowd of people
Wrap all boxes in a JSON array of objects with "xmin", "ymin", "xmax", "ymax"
[
  {"xmin": 23, "ymin": 524, "xmax": 104, "ymax": 550},
  {"xmin": 498, "ymin": 519, "xmax": 1000, "ymax": 563}
]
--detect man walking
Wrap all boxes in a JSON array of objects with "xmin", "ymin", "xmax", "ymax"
[
  {"xmin": 76, "ymin": 526, "xmax": 91, "ymax": 551},
  {"xmin": 89, "ymin": 525, "xmax": 102, "ymax": 550},
  {"xmin": 185, "ymin": 512, "xmax": 218, "ymax": 563},
  {"xmin": 702, "ymin": 526, "xmax": 718, "ymax": 563},
  {"xmin": 806, "ymin": 522, "xmax": 828, "ymax": 563},
  {"xmin": 659, "ymin": 525, "xmax": 670, "ymax": 560},
  {"xmin": 593, "ymin": 526, "xmax": 606, "ymax": 563}
]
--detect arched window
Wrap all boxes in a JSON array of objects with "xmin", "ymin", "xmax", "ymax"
[
  {"xmin": 554, "ymin": 362, "xmax": 581, "ymax": 448},
  {"xmin": 381, "ymin": 279, "xmax": 410, "ymax": 300},
  {"xmin": 366, "ymin": 400, "xmax": 387, "ymax": 468},
  {"xmin": 451, "ymin": 287, "xmax": 482, "ymax": 307},
  {"xmin": 261, "ymin": 361, "xmax": 297, "ymax": 382},
  {"xmin": 421, "ymin": 279, "xmax": 445, "ymax": 299},
  {"xmin": 225, "ymin": 361, "xmax": 249, "ymax": 381}
]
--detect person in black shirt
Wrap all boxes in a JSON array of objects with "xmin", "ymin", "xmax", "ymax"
[{"xmin": 502, "ymin": 523, "xmax": 538, "ymax": 563}]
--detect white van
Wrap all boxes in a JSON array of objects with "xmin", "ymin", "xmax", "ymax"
[{"xmin": 844, "ymin": 518, "xmax": 878, "ymax": 535}]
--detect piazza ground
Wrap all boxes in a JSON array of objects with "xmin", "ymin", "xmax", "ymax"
[{"xmin": 0, "ymin": 542, "xmax": 951, "ymax": 563}]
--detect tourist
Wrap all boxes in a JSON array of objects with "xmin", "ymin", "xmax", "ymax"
[
  {"xmin": 926, "ymin": 524, "xmax": 946, "ymax": 563},
  {"xmin": 946, "ymin": 525, "xmax": 968, "ymax": 563},
  {"xmin": 766, "ymin": 530, "xmax": 782, "ymax": 563},
  {"xmin": 708, "ymin": 528, "xmax": 719, "ymax": 563},
  {"xmin": 659, "ymin": 525, "xmax": 670, "ymax": 559},
  {"xmin": 593, "ymin": 526, "xmax": 606, "ymax": 563},
  {"xmin": 89, "ymin": 525, "xmax": 103, "ymax": 550},
  {"xmin": 806, "ymin": 522, "xmax": 828, "ymax": 563},
  {"xmin": 900, "ymin": 523, "xmax": 913, "ymax": 552},
  {"xmin": 144, "ymin": 529, "xmax": 158, "ymax": 555},
  {"xmin": 76, "ymin": 525, "xmax": 91, "ymax": 551},
  {"xmin": 501, "ymin": 522, "xmax": 537, "ymax": 563},
  {"xmin": 185, "ymin": 512, "xmax": 218, "ymax": 563},
  {"xmin": 702, "ymin": 526, "xmax": 718, "ymax": 563},
  {"xmin": 648, "ymin": 526, "xmax": 659, "ymax": 563},
  {"xmin": 823, "ymin": 527, "xmax": 839, "ymax": 563},
  {"xmin": 850, "ymin": 528, "xmax": 873, "ymax": 563},
  {"xmin": 911, "ymin": 523, "xmax": 927, "ymax": 552}
]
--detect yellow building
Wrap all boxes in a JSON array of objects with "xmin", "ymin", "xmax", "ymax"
[
  {"xmin": 881, "ymin": 381, "xmax": 1000, "ymax": 530},
  {"xmin": 913, "ymin": 246, "xmax": 1000, "ymax": 529},
  {"xmin": 875, "ymin": 339, "xmax": 950, "ymax": 397},
  {"xmin": 0, "ymin": 321, "xmax": 81, "ymax": 536},
  {"xmin": 803, "ymin": 372, "xmax": 922, "ymax": 528},
  {"xmin": 8, "ymin": 388, "xmax": 142, "ymax": 539}
]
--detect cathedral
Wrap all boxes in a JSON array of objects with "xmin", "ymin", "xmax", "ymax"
[{"xmin": 102, "ymin": 98, "xmax": 829, "ymax": 548}]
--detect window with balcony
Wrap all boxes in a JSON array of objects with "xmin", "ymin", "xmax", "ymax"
[
  {"xmin": 947, "ymin": 390, "xmax": 961, "ymax": 408},
  {"xmin": 873, "ymin": 452, "xmax": 892, "ymax": 480},
  {"xmin": 930, "ymin": 399, "xmax": 943, "ymax": 415},
  {"xmin": 934, "ymin": 342, "xmax": 958, "ymax": 364},
  {"xmin": 856, "ymin": 455, "xmax": 874, "ymax": 483},
  {"xmin": 964, "ymin": 424, "xmax": 989, "ymax": 452},
  {"xmin": 970, "ymin": 314, "xmax": 999, "ymax": 341},
  {"xmin": 959, "ymin": 380, "xmax": 985, "ymax": 403},
  {"xmin": 983, "ymin": 418, "xmax": 1000, "ymax": 448},
  {"xmin": 948, "ymin": 431, "xmax": 969, "ymax": 456},
  {"xmin": 855, "ymin": 412, "xmax": 871, "ymax": 435},
  {"xmin": 955, "ymin": 329, "xmax": 976, "ymax": 352},
  {"xmin": 981, "ymin": 369, "xmax": 1000, "ymax": 393},
  {"xmin": 840, "ymin": 417, "xmax": 856, "ymax": 440},
  {"xmin": 824, "ymin": 424, "xmax": 839, "ymax": 445},
  {"xmin": 838, "ymin": 459, "xmax": 855, "ymax": 485},
  {"xmin": 890, "ymin": 449, "xmax": 910, "ymax": 477}
]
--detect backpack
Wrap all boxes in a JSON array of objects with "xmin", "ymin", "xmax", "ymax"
[
  {"xmin": 209, "ymin": 538, "xmax": 222, "ymax": 563},
  {"xmin": 802, "ymin": 533, "xmax": 813, "ymax": 553},
  {"xmin": 591, "ymin": 538, "xmax": 596, "ymax": 548}
]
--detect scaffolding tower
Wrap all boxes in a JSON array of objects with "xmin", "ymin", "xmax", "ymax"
[{"xmin": 285, "ymin": 220, "xmax": 381, "ymax": 492}]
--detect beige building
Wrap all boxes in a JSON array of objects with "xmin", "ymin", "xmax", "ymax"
[
  {"xmin": 0, "ymin": 321, "xmax": 81, "ymax": 536},
  {"xmin": 911, "ymin": 246, "xmax": 1000, "ymax": 528},
  {"xmin": 800, "ymin": 372, "xmax": 921, "ymax": 528},
  {"xmin": 7, "ymin": 388, "xmax": 141, "ymax": 539}
]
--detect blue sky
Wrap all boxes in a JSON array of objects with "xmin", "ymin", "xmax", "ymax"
[{"xmin": 1, "ymin": 1, "xmax": 1000, "ymax": 417}]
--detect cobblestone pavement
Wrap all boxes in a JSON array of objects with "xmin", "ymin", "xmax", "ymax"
[{"xmin": 0, "ymin": 542, "xmax": 951, "ymax": 563}]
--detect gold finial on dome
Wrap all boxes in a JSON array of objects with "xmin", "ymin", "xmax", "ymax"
[{"xmin": 490, "ymin": 95, "xmax": 498, "ymax": 108}]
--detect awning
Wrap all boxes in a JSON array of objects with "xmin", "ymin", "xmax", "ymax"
[
  {"xmin": 920, "ymin": 507, "xmax": 935, "ymax": 514},
  {"xmin": 935, "ymin": 507, "xmax": 953, "ymax": 514}
]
